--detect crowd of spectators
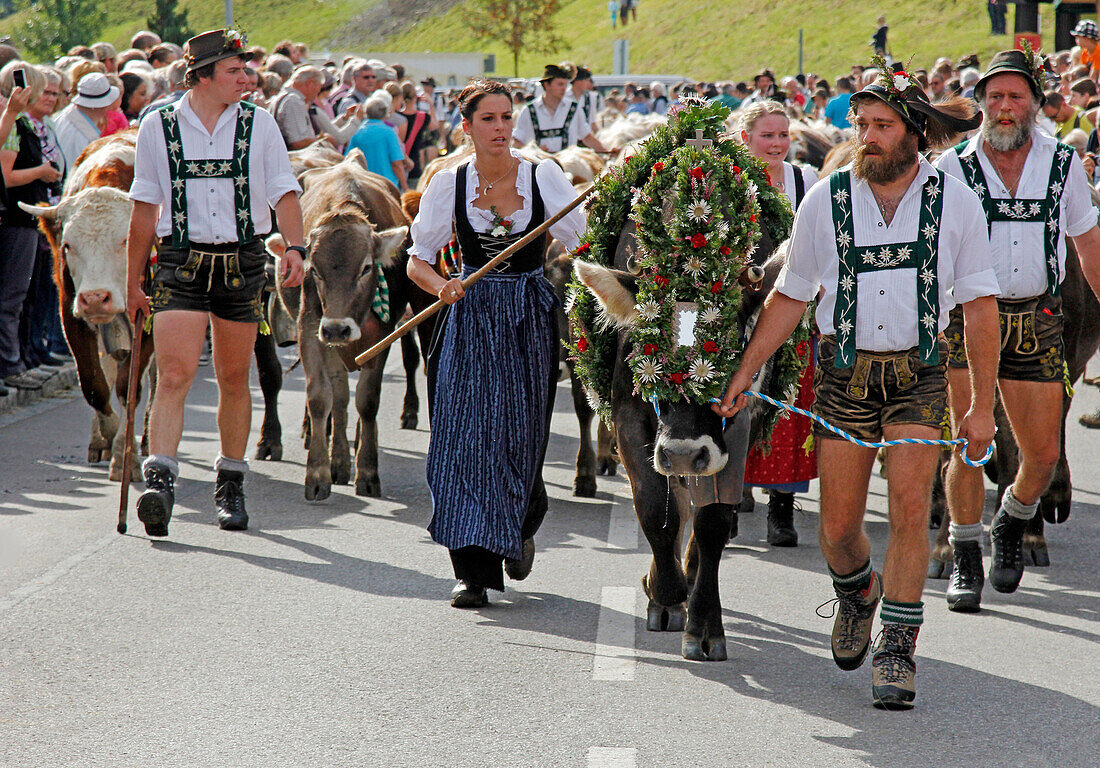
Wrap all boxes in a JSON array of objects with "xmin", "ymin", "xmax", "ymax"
[{"xmin": 9, "ymin": 21, "xmax": 1100, "ymax": 396}]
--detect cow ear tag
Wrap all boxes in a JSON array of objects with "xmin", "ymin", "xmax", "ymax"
[{"xmin": 672, "ymin": 301, "xmax": 699, "ymax": 347}]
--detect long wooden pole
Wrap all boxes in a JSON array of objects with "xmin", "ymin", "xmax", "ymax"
[
  {"xmin": 355, "ymin": 184, "xmax": 595, "ymax": 368},
  {"xmin": 117, "ymin": 311, "xmax": 144, "ymax": 535}
]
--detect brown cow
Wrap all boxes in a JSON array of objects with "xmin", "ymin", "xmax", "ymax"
[{"xmin": 272, "ymin": 152, "xmax": 422, "ymax": 499}]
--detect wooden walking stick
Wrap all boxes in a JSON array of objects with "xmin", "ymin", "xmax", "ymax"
[
  {"xmin": 354, "ymin": 184, "xmax": 596, "ymax": 368},
  {"xmin": 118, "ymin": 310, "xmax": 144, "ymax": 534}
]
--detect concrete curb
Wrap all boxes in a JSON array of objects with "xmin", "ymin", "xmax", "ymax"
[{"xmin": 0, "ymin": 364, "xmax": 79, "ymax": 414}]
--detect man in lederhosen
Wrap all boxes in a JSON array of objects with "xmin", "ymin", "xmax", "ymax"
[
  {"xmin": 512, "ymin": 63, "xmax": 611, "ymax": 154},
  {"xmin": 125, "ymin": 29, "xmax": 306, "ymax": 537},
  {"xmin": 936, "ymin": 50, "xmax": 1100, "ymax": 608},
  {"xmin": 715, "ymin": 63, "xmax": 1002, "ymax": 709}
]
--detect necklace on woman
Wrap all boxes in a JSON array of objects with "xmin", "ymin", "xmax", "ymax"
[{"xmin": 477, "ymin": 159, "xmax": 516, "ymax": 192}]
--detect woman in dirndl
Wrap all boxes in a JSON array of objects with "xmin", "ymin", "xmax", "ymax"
[
  {"xmin": 738, "ymin": 100, "xmax": 819, "ymax": 547},
  {"xmin": 407, "ymin": 80, "xmax": 586, "ymax": 608}
]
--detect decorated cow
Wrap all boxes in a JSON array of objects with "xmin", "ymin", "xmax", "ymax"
[{"xmin": 568, "ymin": 101, "xmax": 811, "ymax": 661}]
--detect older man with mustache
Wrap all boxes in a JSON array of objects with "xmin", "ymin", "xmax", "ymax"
[
  {"xmin": 936, "ymin": 50, "xmax": 1100, "ymax": 611},
  {"xmin": 716, "ymin": 60, "xmax": 1001, "ymax": 709}
]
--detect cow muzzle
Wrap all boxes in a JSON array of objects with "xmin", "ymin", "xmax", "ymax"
[
  {"xmin": 75, "ymin": 289, "xmax": 121, "ymax": 324},
  {"xmin": 318, "ymin": 317, "xmax": 362, "ymax": 345},
  {"xmin": 653, "ymin": 436, "xmax": 728, "ymax": 477}
]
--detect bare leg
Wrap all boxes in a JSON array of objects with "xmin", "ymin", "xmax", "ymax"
[
  {"xmin": 997, "ymin": 379, "xmax": 1063, "ymax": 505},
  {"xmin": 210, "ymin": 316, "xmax": 259, "ymax": 461},
  {"xmin": 148, "ymin": 310, "xmax": 208, "ymax": 456},
  {"xmin": 817, "ymin": 437, "xmax": 877, "ymax": 576},
  {"xmin": 945, "ymin": 367, "xmax": 985, "ymax": 526},
  {"xmin": 881, "ymin": 424, "xmax": 941, "ymax": 603}
]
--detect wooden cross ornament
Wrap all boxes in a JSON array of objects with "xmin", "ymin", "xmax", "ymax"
[{"xmin": 686, "ymin": 129, "xmax": 713, "ymax": 149}]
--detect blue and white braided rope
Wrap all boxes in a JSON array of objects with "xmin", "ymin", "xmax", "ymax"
[
  {"xmin": 649, "ymin": 391, "xmax": 992, "ymax": 468},
  {"xmin": 722, "ymin": 390, "xmax": 993, "ymax": 468}
]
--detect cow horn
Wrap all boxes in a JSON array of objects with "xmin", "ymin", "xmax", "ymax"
[
  {"xmin": 738, "ymin": 264, "xmax": 765, "ymax": 289},
  {"xmin": 18, "ymin": 201, "xmax": 58, "ymax": 219}
]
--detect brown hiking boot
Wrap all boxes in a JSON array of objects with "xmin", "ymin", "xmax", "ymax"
[
  {"xmin": 871, "ymin": 624, "xmax": 919, "ymax": 710},
  {"xmin": 821, "ymin": 571, "xmax": 882, "ymax": 671}
]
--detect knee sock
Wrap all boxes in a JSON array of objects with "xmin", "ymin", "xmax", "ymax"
[
  {"xmin": 1002, "ymin": 486, "xmax": 1038, "ymax": 521},
  {"xmin": 880, "ymin": 599, "xmax": 923, "ymax": 628},
  {"xmin": 214, "ymin": 454, "xmax": 248, "ymax": 474},
  {"xmin": 142, "ymin": 454, "xmax": 178, "ymax": 478},
  {"xmin": 948, "ymin": 522, "xmax": 983, "ymax": 547},
  {"xmin": 830, "ymin": 560, "xmax": 873, "ymax": 592}
]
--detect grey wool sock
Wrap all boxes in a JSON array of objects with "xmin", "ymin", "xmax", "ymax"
[
  {"xmin": 142, "ymin": 454, "xmax": 179, "ymax": 478},
  {"xmin": 948, "ymin": 522, "xmax": 983, "ymax": 547},
  {"xmin": 214, "ymin": 454, "xmax": 248, "ymax": 474},
  {"xmin": 1002, "ymin": 486, "xmax": 1038, "ymax": 521}
]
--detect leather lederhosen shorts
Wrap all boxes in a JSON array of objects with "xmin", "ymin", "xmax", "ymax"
[
  {"xmin": 813, "ymin": 336, "xmax": 949, "ymax": 442},
  {"xmin": 945, "ymin": 292, "xmax": 1064, "ymax": 382},
  {"xmin": 149, "ymin": 238, "xmax": 267, "ymax": 324}
]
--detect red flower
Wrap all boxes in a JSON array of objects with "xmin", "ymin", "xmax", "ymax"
[
  {"xmin": 577, "ymin": 337, "xmax": 589, "ymax": 353},
  {"xmin": 575, "ymin": 242, "xmax": 591, "ymax": 255},
  {"xmin": 703, "ymin": 340, "xmax": 719, "ymax": 353},
  {"xmin": 654, "ymin": 274, "xmax": 670, "ymax": 288},
  {"xmin": 643, "ymin": 343, "xmax": 658, "ymax": 355},
  {"xmin": 749, "ymin": 214, "xmax": 757, "ymax": 223},
  {"xmin": 624, "ymin": 155, "xmax": 634, "ymax": 162},
  {"xmin": 732, "ymin": 165, "xmax": 741, "ymax": 174},
  {"xmin": 502, "ymin": 219, "xmax": 512, "ymax": 228},
  {"xmin": 763, "ymin": 169, "xmax": 771, "ymax": 184},
  {"xmin": 719, "ymin": 245, "xmax": 731, "ymax": 256},
  {"xmin": 670, "ymin": 372, "xmax": 685, "ymax": 385},
  {"xmin": 711, "ymin": 281, "xmax": 723, "ymax": 293},
  {"xmin": 653, "ymin": 162, "xmax": 665, "ymax": 172},
  {"xmin": 690, "ymin": 167, "xmax": 705, "ymax": 180},
  {"xmin": 796, "ymin": 341, "xmax": 808, "ymax": 357},
  {"xmin": 691, "ymin": 232, "xmax": 707, "ymax": 249}
]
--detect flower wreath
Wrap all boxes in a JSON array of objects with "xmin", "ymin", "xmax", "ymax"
[
  {"xmin": 567, "ymin": 99, "xmax": 808, "ymax": 442},
  {"xmin": 625, "ymin": 145, "xmax": 756, "ymax": 404}
]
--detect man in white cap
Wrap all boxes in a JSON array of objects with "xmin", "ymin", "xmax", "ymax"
[{"xmin": 53, "ymin": 72, "xmax": 119, "ymax": 167}]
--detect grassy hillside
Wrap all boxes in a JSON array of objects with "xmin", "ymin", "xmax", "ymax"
[
  {"xmin": 0, "ymin": 0, "xmax": 1073, "ymax": 83},
  {"xmin": 0, "ymin": 0, "xmax": 373, "ymax": 60},
  {"xmin": 383, "ymin": 0, "xmax": 1064, "ymax": 81}
]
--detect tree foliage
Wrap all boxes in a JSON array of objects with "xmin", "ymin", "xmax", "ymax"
[
  {"xmin": 147, "ymin": 0, "xmax": 193, "ymax": 46},
  {"xmin": 15, "ymin": 0, "xmax": 105, "ymax": 60},
  {"xmin": 470, "ymin": 0, "xmax": 562, "ymax": 77}
]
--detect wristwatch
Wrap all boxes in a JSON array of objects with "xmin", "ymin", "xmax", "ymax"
[{"xmin": 284, "ymin": 245, "xmax": 307, "ymax": 258}]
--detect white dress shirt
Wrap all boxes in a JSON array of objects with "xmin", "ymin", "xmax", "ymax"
[
  {"xmin": 775, "ymin": 157, "xmax": 1000, "ymax": 352},
  {"xmin": 409, "ymin": 151, "xmax": 586, "ymax": 263},
  {"xmin": 53, "ymin": 104, "xmax": 102, "ymax": 169},
  {"xmin": 512, "ymin": 96, "xmax": 592, "ymax": 152},
  {"xmin": 129, "ymin": 93, "xmax": 300, "ymax": 244},
  {"xmin": 780, "ymin": 161, "xmax": 819, "ymax": 208},
  {"xmin": 935, "ymin": 128, "xmax": 1098, "ymax": 299}
]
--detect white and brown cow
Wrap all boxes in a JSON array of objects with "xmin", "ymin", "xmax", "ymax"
[{"xmin": 21, "ymin": 133, "xmax": 153, "ymax": 480}]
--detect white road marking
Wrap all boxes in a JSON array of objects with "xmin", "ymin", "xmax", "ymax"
[
  {"xmin": 0, "ymin": 532, "xmax": 117, "ymax": 616},
  {"xmin": 586, "ymin": 747, "xmax": 637, "ymax": 767},
  {"xmin": 592, "ymin": 586, "xmax": 637, "ymax": 681},
  {"xmin": 605, "ymin": 492, "xmax": 638, "ymax": 550}
]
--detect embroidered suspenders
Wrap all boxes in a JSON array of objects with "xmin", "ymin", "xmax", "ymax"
[
  {"xmin": 528, "ymin": 100, "xmax": 578, "ymax": 147},
  {"xmin": 953, "ymin": 140, "xmax": 1074, "ymax": 296},
  {"xmin": 159, "ymin": 101, "xmax": 256, "ymax": 249},
  {"xmin": 829, "ymin": 169, "xmax": 945, "ymax": 368}
]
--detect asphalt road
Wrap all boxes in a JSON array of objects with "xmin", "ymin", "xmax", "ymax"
[{"xmin": 1, "ymin": 346, "xmax": 1097, "ymax": 767}]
